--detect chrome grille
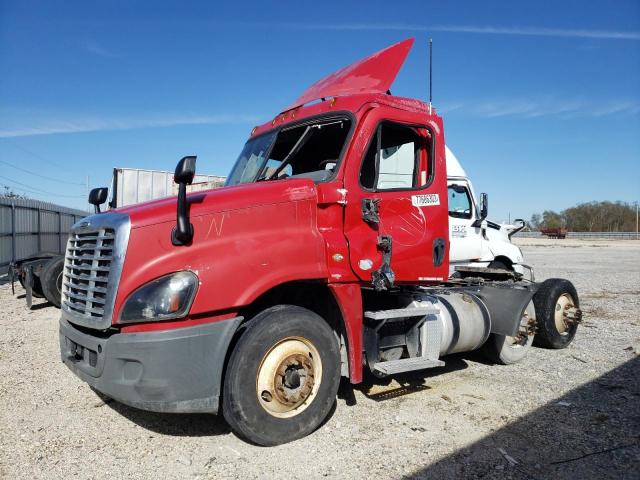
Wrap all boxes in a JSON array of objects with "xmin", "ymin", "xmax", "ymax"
[
  {"xmin": 63, "ymin": 229, "xmax": 114, "ymax": 317},
  {"xmin": 61, "ymin": 212, "xmax": 130, "ymax": 329}
]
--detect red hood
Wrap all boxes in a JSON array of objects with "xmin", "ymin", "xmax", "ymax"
[
  {"xmin": 113, "ymin": 179, "xmax": 318, "ymax": 228},
  {"xmin": 285, "ymin": 38, "xmax": 414, "ymax": 111}
]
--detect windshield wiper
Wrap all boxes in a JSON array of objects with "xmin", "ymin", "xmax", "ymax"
[{"xmin": 260, "ymin": 125, "xmax": 317, "ymax": 181}]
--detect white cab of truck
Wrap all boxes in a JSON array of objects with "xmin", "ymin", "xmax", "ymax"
[{"xmin": 445, "ymin": 146, "xmax": 529, "ymax": 279}]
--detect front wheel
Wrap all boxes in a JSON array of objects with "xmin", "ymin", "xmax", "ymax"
[{"xmin": 222, "ymin": 305, "xmax": 341, "ymax": 446}]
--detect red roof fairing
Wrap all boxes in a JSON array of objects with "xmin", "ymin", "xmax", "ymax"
[{"xmin": 286, "ymin": 38, "xmax": 415, "ymax": 111}]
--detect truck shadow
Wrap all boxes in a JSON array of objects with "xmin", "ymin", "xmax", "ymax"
[
  {"xmin": 404, "ymin": 356, "xmax": 640, "ymax": 479},
  {"xmin": 339, "ymin": 354, "xmax": 471, "ymax": 405},
  {"xmin": 104, "ymin": 400, "xmax": 231, "ymax": 437}
]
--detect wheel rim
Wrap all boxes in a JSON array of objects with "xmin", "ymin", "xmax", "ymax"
[
  {"xmin": 555, "ymin": 293, "xmax": 575, "ymax": 335},
  {"xmin": 506, "ymin": 303, "xmax": 535, "ymax": 348},
  {"xmin": 256, "ymin": 336, "xmax": 322, "ymax": 418}
]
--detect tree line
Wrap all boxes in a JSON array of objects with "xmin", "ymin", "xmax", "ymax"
[{"xmin": 530, "ymin": 201, "xmax": 638, "ymax": 232}]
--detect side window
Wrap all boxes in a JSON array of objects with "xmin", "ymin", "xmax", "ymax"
[
  {"xmin": 448, "ymin": 185, "xmax": 472, "ymax": 219},
  {"xmin": 360, "ymin": 122, "xmax": 431, "ymax": 191}
]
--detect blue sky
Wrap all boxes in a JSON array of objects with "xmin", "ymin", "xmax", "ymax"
[{"xmin": 1, "ymin": 0, "xmax": 639, "ymax": 221}]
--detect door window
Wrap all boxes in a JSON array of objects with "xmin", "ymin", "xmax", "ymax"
[
  {"xmin": 360, "ymin": 122, "xmax": 431, "ymax": 191},
  {"xmin": 448, "ymin": 185, "xmax": 472, "ymax": 219}
]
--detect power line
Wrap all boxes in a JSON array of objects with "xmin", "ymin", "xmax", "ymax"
[
  {"xmin": 0, "ymin": 159, "xmax": 85, "ymax": 186},
  {"xmin": 1, "ymin": 139, "xmax": 71, "ymax": 169},
  {"xmin": 0, "ymin": 175, "xmax": 85, "ymax": 198}
]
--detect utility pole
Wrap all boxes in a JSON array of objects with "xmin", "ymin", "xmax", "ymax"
[{"xmin": 636, "ymin": 200, "xmax": 640, "ymax": 240}]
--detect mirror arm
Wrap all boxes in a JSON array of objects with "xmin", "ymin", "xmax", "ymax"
[
  {"xmin": 171, "ymin": 155, "xmax": 196, "ymax": 246},
  {"xmin": 172, "ymin": 182, "xmax": 193, "ymax": 245}
]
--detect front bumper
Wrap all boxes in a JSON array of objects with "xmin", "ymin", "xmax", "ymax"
[{"xmin": 59, "ymin": 314, "xmax": 242, "ymax": 413}]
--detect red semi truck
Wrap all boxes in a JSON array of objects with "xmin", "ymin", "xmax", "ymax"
[{"xmin": 59, "ymin": 39, "xmax": 582, "ymax": 446}]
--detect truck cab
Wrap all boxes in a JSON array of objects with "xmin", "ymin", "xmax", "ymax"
[{"xmin": 445, "ymin": 146, "xmax": 528, "ymax": 278}]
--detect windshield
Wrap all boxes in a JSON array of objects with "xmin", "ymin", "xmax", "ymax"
[
  {"xmin": 225, "ymin": 132, "xmax": 277, "ymax": 187},
  {"xmin": 225, "ymin": 116, "xmax": 351, "ymax": 186}
]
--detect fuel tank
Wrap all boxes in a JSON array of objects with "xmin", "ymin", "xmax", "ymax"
[{"xmin": 403, "ymin": 292, "xmax": 492, "ymax": 355}]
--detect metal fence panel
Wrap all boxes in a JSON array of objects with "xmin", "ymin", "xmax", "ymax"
[
  {"xmin": 0, "ymin": 197, "xmax": 87, "ymax": 274},
  {"xmin": 515, "ymin": 231, "xmax": 639, "ymax": 239},
  {"xmin": 0, "ymin": 207, "xmax": 11, "ymax": 235},
  {"xmin": 40, "ymin": 210, "xmax": 60, "ymax": 233},
  {"xmin": 15, "ymin": 208, "xmax": 37, "ymax": 234},
  {"xmin": 41, "ymin": 233, "xmax": 61, "ymax": 252}
]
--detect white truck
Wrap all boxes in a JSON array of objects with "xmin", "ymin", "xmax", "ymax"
[{"xmin": 445, "ymin": 146, "xmax": 529, "ymax": 279}]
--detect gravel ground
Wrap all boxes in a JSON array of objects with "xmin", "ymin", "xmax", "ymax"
[{"xmin": 1, "ymin": 239, "xmax": 638, "ymax": 479}]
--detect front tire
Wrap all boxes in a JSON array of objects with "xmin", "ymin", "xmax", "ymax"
[{"xmin": 222, "ymin": 305, "xmax": 341, "ymax": 446}]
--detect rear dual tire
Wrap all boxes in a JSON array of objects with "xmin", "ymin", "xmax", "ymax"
[
  {"xmin": 222, "ymin": 305, "xmax": 341, "ymax": 446},
  {"xmin": 484, "ymin": 301, "xmax": 536, "ymax": 365}
]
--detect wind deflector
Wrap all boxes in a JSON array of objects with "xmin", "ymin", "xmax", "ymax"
[{"xmin": 285, "ymin": 38, "xmax": 415, "ymax": 111}]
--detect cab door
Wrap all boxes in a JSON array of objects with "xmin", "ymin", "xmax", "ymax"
[{"xmin": 342, "ymin": 109, "xmax": 449, "ymax": 285}]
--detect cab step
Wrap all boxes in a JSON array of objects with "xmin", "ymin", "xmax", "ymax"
[{"xmin": 372, "ymin": 357, "xmax": 445, "ymax": 376}]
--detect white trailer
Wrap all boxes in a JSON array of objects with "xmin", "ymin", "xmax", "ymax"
[{"xmin": 109, "ymin": 167, "xmax": 226, "ymax": 208}]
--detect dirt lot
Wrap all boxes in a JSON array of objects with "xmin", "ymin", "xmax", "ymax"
[{"xmin": 1, "ymin": 239, "xmax": 639, "ymax": 479}]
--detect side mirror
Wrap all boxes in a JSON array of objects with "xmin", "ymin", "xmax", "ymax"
[
  {"xmin": 471, "ymin": 192, "xmax": 488, "ymax": 229},
  {"xmin": 174, "ymin": 156, "xmax": 196, "ymax": 185},
  {"xmin": 479, "ymin": 192, "xmax": 488, "ymax": 220},
  {"xmin": 88, "ymin": 187, "xmax": 108, "ymax": 213},
  {"xmin": 172, "ymin": 156, "xmax": 197, "ymax": 246}
]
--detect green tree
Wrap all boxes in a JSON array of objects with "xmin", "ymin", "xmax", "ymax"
[{"xmin": 532, "ymin": 201, "xmax": 636, "ymax": 232}]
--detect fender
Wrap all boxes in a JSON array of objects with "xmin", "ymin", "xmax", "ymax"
[{"xmin": 329, "ymin": 283, "xmax": 363, "ymax": 384}]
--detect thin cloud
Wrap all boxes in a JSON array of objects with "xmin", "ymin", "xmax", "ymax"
[
  {"xmin": 444, "ymin": 99, "xmax": 640, "ymax": 118},
  {"xmin": 82, "ymin": 41, "xmax": 120, "ymax": 58},
  {"xmin": 231, "ymin": 22, "xmax": 640, "ymax": 41},
  {"xmin": 0, "ymin": 113, "xmax": 262, "ymax": 138},
  {"xmin": 431, "ymin": 25, "xmax": 640, "ymax": 40}
]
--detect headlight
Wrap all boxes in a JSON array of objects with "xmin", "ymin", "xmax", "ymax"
[{"xmin": 118, "ymin": 271, "xmax": 198, "ymax": 324}]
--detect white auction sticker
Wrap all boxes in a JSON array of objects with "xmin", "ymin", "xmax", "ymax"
[{"xmin": 411, "ymin": 194, "xmax": 440, "ymax": 207}]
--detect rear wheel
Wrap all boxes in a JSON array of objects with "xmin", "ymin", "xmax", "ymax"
[
  {"xmin": 533, "ymin": 279, "xmax": 581, "ymax": 349},
  {"xmin": 222, "ymin": 305, "xmax": 341, "ymax": 446},
  {"xmin": 484, "ymin": 301, "xmax": 536, "ymax": 364},
  {"xmin": 41, "ymin": 257, "xmax": 64, "ymax": 308}
]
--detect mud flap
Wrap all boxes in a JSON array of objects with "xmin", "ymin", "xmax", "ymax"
[
  {"xmin": 470, "ymin": 283, "xmax": 539, "ymax": 337},
  {"xmin": 25, "ymin": 266, "xmax": 33, "ymax": 309}
]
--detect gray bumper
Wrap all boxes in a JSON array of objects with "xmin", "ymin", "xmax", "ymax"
[{"xmin": 59, "ymin": 315, "xmax": 242, "ymax": 413}]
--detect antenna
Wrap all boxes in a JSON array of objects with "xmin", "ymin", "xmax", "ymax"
[{"xmin": 429, "ymin": 38, "xmax": 433, "ymax": 114}]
